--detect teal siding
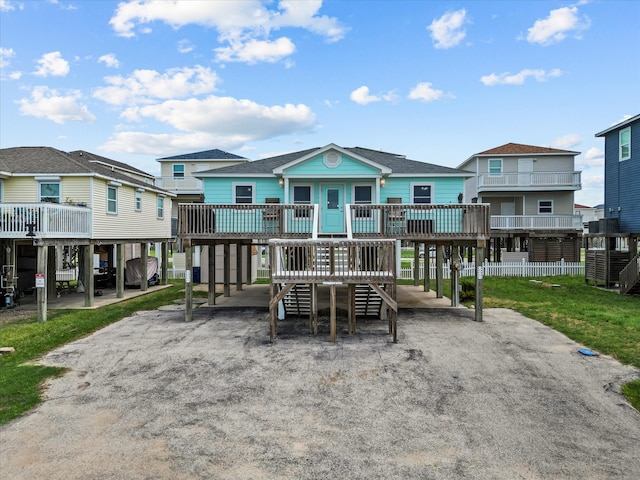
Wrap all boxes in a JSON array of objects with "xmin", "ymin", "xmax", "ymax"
[
  {"xmin": 381, "ymin": 177, "xmax": 463, "ymax": 204},
  {"xmin": 285, "ymin": 154, "xmax": 380, "ymax": 176},
  {"xmin": 203, "ymin": 177, "xmax": 282, "ymax": 203}
]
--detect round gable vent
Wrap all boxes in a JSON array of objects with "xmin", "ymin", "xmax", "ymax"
[{"xmin": 323, "ymin": 151, "xmax": 341, "ymax": 168}]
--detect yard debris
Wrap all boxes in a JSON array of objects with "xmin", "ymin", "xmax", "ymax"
[
  {"xmin": 578, "ymin": 348, "xmax": 598, "ymax": 356},
  {"xmin": 0, "ymin": 347, "xmax": 16, "ymax": 356}
]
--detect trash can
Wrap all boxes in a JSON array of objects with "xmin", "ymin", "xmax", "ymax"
[{"xmin": 192, "ymin": 267, "xmax": 201, "ymax": 284}]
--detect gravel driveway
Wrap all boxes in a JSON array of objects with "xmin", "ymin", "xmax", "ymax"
[{"xmin": 1, "ymin": 305, "xmax": 639, "ymax": 479}]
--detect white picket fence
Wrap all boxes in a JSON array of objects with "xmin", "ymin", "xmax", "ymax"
[{"xmin": 253, "ymin": 258, "xmax": 584, "ymax": 281}]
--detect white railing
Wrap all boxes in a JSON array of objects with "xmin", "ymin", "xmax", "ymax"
[
  {"xmin": 478, "ymin": 171, "xmax": 581, "ymax": 189},
  {"xmin": 0, "ymin": 203, "xmax": 92, "ymax": 239},
  {"xmin": 256, "ymin": 258, "xmax": 584, "ymax": 280},
  {"xmin": 155, "ymin": 176, "xmax": 203, "ymax": 192},
  {"xmin": 491, "ymin": 214, "xmax": 583, "ymax": 230}
]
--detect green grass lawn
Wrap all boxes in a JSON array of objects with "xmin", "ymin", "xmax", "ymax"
[
  {"xmin": 1, "ymin": 276, "xmax": 638, "ymax": 424},
  {"xmin": 0, "ymin": 281, "xmax": 207, "ymax": 425}
]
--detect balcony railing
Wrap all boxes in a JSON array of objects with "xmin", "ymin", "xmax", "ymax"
[
  {"xmin": 478, "ymin": 172, "xmax": 581, "ymax": 190},
  {"xmin": 178, "ymin": 203, "xmax": 318, "ymax": 239},
  {"xmin": 270, "ymin": 238, "xmax": 396, "ymax": 284},
  {"xmin": 155, "ymin": 176, "xmax": 203, "ymax": 192},
  {"xmin": 347, "ymin": 204, "xmax": 490, "ymax": 240},
  {"xmin": 0, "ymin": 203, "xmax": 92, "ymax": 239},
  {"xmin": 491, "ymin": 214, "xmax": 583, "ymax": 231}
]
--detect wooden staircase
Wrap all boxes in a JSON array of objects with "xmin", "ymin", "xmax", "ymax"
[
  {"xmin": 619, "ymin": 254, "xmax": 640, "ymax": 295},
  {"xmin": 354, "ymin": 284, "xmax": 383, "ymax": 317}
]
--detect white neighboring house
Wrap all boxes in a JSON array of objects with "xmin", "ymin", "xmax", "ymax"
[
  {"xmin": 458, "ymin": 143, "xmax": 583, "ymax": 262},
  {"xmin": 574, "ymin": 204, "xmax": 605, "ymax": 234}
]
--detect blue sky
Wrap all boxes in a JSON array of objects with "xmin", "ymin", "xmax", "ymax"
[{"xmin": 1, "ymin": 0, "xmax": 639, "ymax": 206}]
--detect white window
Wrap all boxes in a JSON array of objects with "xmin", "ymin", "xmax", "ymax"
[
  {"xmin": 293, "ymin": 185, "xmax": 311, "ymax": 218},
  {"xmin": 353, "ymin": 185, "xmax": 373, "ymax": 218},
  {"xmin": 39, "ymin": 182, "xmax": 60, "ymax": 203},
  {"xmin": 234, "ymin": 184, "xmax": 254, "ymax": 204},
  {"xmin": 411, "ymin": 184, "xmax": 432, "ymax": 204},
  {"xmin": 107, "ymin": 185, "xmax": 118, "ymax": 213},
  {"xmin": 173, "ymin": 164, "xmax": 185, "ymax": 179},
  {"xmin": 488, "ymin": 159, "xmax": 502, "ymax": 175},
  {"xmin": 620, "ymin": 127, "xmax": 631, "ymax": 161},
  {"xmin": 538, "ymin": 200, "xmax": 553, "ymax": 214},
  {"xmin": 135, "ymin": 191, "xmax": 142, "ymax": 211},
  {"xmin": 157, "ymin": 196, "xmax": 164, "ymax": 219}
]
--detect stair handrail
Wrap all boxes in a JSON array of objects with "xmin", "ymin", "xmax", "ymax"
[{"xmin": 619, "ymin": 253, "xmax": 640, "ymax": 295}]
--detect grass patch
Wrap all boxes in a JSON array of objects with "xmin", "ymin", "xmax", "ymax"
[
  {"xmin": 446, "ymin": 275, "xmax": 640, "ymax": 410},
  {"xmin": 0, "ymin": 281, "xmax": 204, "ymax": 425}
]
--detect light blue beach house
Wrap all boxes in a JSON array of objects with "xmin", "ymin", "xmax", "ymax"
[{"xmin": 178, "ymin": 144, "xmax": 491, "ymax": 341}]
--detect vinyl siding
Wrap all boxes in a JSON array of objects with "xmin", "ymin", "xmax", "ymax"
[
  {"xmin": 3, "ymin": 177, "xmax": 39, "ymax": 202},
  {"xmin": 382, "ymin": 177, "xmax": 463, "ymax": 204},
  {"xmin": 284, "ymin": 154, "xmax": 380, "ymax": 176},
  {"xmin": 604, "ymin": 119, "xmax": 640, "ymax": 232}
]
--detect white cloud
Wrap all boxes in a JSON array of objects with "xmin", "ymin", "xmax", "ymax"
[
  {"xmin": 0, "ymin": 47, "xmax": 15, "ymax": 69},
  {"xmin": 350, "ymin": 86, "xmax": 380, "ymax": 105},
  {"xmin": 0, "ymin": 0, "xmax": 18, "ymax": 11},
  {"xmin": 17, "ymin": 85, "xmax": 96, "ymax": 124},
  {"xmin": 33, "ymin": 51, "xmax": 70, "ymax": 77},
  {"xmin": 215, "ymin": 37, "xmax": 295, "ymax": 64},
  {"xmin": 109, "ymin": 0, "xmax": 346, "ymax": 64},
  {"xmin": 178, "ymin": 39, "xmax": 194, "ymax": 54},
  {"xmin": 552, "ymin": 133, "xmax": 580, "ymax": 149},
  {"xmin": 427, "ymin": 9, "xmax": 468, "ymax": 49},
  {"xmin": 408, "ymin": 82, "xmax": 444, "ymax": 102},
  {"xmin": 480, "ymin": 68, "xmax": 562, "ymax": 86},
  {"xmin": 527, "ymin": 6, "xmax": 590, "ymax": 46},
  {"xmin": 120, "ymin": 96, "xmax": 315, "ymax": 134},
  {"xmin": 93, "ymin": 65, "xmax": 220, "ymax": 106},
  {"xmin": 98, "ymin": 53, "xmax": 120, "ymax": 68},
  {"xmin": 576, "ymin": 147, "xmax": 604, "ymax": 168},
  {"xmin": 100, "ymin": 96, "xmax": 315, "ymax": 154}
]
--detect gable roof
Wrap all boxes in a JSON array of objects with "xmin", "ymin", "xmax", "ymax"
[
  {"xmin": 70, "ymin": 150, "xmax": 154, "ymax": 179},
  {"xmin": 474, "ymin": 143, "xmax": 579, "ymax": 156},
  {"xmin": 595, "ymin": 113, "xmax": 640, "ymax": 137},
  {"xmin": 0, "ymin": 147, "xmax": 173, "ymax": 196},
  {"xmin": 157, "ymin": 149, "xmax": 248, "ymax": 161},
  {"xmin": 196, "ymin": 145, "xmax": 471, "ymax": 177}
]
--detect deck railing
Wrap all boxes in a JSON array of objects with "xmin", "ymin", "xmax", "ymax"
[
  {"xmin": 178, "ymin": 203, "xmax": 318, "ymax": 239},
  {"xmin": 0, "ymin": 203, "xmax": 92, "ymax": 239},
  {"xmin": 491, "ymin": 214, "xmax": 583, "ymax": 230},
  {"xmin": 478, "ymin": 171, "xmax": 581, "ymax": 189},
  {"xmin": 270, "ymin": 238, "xmax": 396, "ymax": 284},
  {"xmin": 619, "ymin": 254, "xmax": 640, "ymax": 295},
  {"xmin": 347, "ymin": 203, "xmax": 490, "ymax": 240},
  {"xmin": 155, "ymin": 176, "xmax": 203, "ymax": 192}
]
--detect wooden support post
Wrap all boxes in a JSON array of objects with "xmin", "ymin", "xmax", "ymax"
[
  {"xmin": 36, "ymin": 244, "xmax": 48, "ymax": 323},
  {"xmin": 185, "ymin": 244, "xmax": 193, "ymax": 322},
  {"xmin": 47, "ymin": 246, "xmax": 56, "ymax": 299},
  {"xmin": 330, "ymin": 284, "xmax": 337, "ymax": 343},
  {"xmin": 451, "ymin": 246, "xmax": 460, "ymax": 307},
  {"xmin": 435, "ymin": 245, "xmax": 444, "ymax": 298},
  {"xmin": 116, "ymin": 243, "xmax": 125, "ymax": 298},
  {"xmin": 269, "ymin": 282, "xmax": 278, "ymax": 343},
  {"xmin": 413, "ymin": 243, "xmax": 420, "ymax": 286},
  {"xmin": 311, "ymin": 283, "xmax": 318, "ymax": 335},
  {"xmin": 140, "ymin": 242, "xmax": 148, "ymax": 292},
  {"xmin": 83, "ymin": 243, "xmax": 94, "ymax": 307},
  {"xmin": 223, "ymin": 242, "xmax": 231, "ymax": 297},
  {"xmin": 208, "ymin": 243, "xmax": 216, "ymax": 305},
  {"xmin": 236, "ymin": 242, "xmax": 243, "ymax": 291},
  {"xmin": 246, "ymin": 243, "xmax": 252, "ymax": 287},
  {"xmin": 475, "ymin": 241, "xmax": 485, "ymax": 322},
  {"xmin": 348, "ymin": 283, "xmax": 355, "ymax": 334},
  {"xmin": 424, "ymin": 243, "xmax": 430, "ymax": 292},
  {"xmin": 161, "ymin": 242, "xmax": 168, "ymax": 285}
]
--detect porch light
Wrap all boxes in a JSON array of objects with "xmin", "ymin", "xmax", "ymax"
[
  {"xmin": 26, "ymin": 222, "xmax": 37, "ymax": 237},
  {"xmin": 279, "ymin": 178, "xmax": 284, "ymax": 187},
  {"xmin": 380, "ymin": 178, "xmax": 386, "ymax": 187}
]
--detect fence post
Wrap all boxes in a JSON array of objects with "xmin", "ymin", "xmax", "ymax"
[
  {"xmin": 522, "ymin": 258, "xmax": 526, "ymax": 277},
  {"xmin": 561, "ymin": 258, "xmax": 565, "ymax": 275}
]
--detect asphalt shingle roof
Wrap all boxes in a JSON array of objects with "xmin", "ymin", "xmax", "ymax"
[
  {"xmin": 475, "ymin": 143, "xmax": 579, "ymax": 156},
  {"xmin": 197, "ymin": 146, "xmax": 471, "ymax": 176},
  {"xmin": 158, "ymin": 149, "xmax": 248, "ymax": 161}
]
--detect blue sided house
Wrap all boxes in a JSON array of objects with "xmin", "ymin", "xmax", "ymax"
[{"xmin": 178, "ymin": 144, "xmax": 492, "ymax": 340}]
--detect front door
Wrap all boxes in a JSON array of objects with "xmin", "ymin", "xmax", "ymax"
[{"xmin": 321, "ymin": 184, "xmax": 344, "ymax": 233}]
